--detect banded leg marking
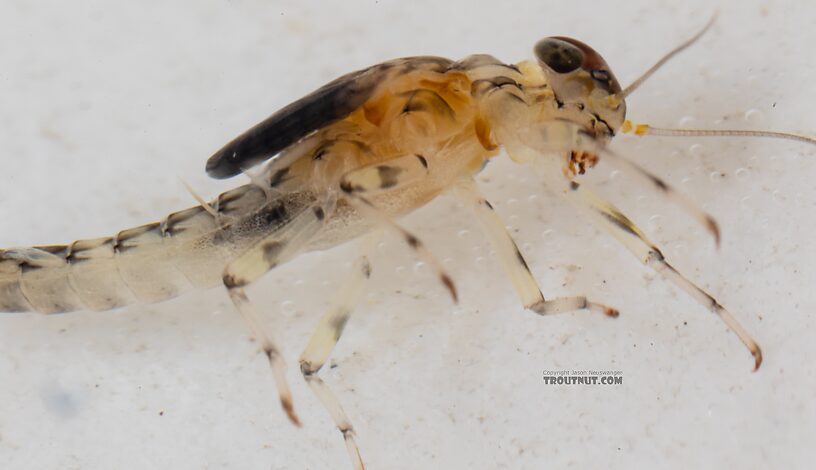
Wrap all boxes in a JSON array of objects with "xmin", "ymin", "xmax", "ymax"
[
  {"xmin": 300, "ymin": 251, "xmax": 374, "ymax": 470},
  {"xmin": 560, "ymin": 178, "xmax": 762, "ymax": 370},
  {"xmin": 454, "ymin": 179, "xmax": 617, "ymax": 317},
  {"xmin": 339, "ymin": 153, "xmax": 429, "ymax": 195},
  {"xmin": 222, "ymin": 203, "xmax": 327, "ymax": 425},
  {"xmin": 340, "ymin": 186, "xmax": 457, "ymax": 303},
  {"xmin": 597, "ymin": 147, "xmax": 720, "ymax": 246}
]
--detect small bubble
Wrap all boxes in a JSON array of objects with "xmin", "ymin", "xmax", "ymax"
[
  {"xmin": 474, "ymin": 256, "xmax": 486, "ymax": 265},
  {"xmin": 795, "ymin": 193, "xmax": 806, "ymax": 207},
  {"xmin": 673, "ymin": 243, "xmax": 688, "ymax": 257},
  {"xmin": 647, "ymin": 214, "xmax": 662, "ymax": 231},
  {"xmin": 709, "ymin": 171, "xmax": 724, "ymax": 183},
  {"xmin": 293, "ymin": 279, "xmax": 305, "ymax": 287},
  {"xmin": 677, "ymin": 116, "xmax": 697, "ymax": 127},
  {"xmin": 506, "ymin": 198, "xmax": 518, "ymax": 206},
  {"xmin": 413, "ymin": 261, "xmax": 425, "ymax": 273},
  {"xmin": 394, "ymin": 265, "xmax": 406, "ymax": 274},
  {"xmin": 609, "ymin": 170, "xmax": 621, "ymax": 180},
  {"xmin": 527, "ymin": 194, "xmax": 539, "ymax": 202},
  {"xmin": 745, "ymin": 74, "xmax": 759, "ymax": 87},
  {"xmin": 280, "ymin": 300, "xmax": 295, "ymax": 315},
  {"xmin": 457, "ymin": 229, "xmax": 470, "ymax": 239},
  {"xmin": 689, "ymin": 144, "xmax": 704, "ymax": 158},
  {"xmin": 772, "ymin": 189, "xmax": 785, "ymax": 204},
  {"xmin": 541, "ymin": 229, "xmax": 555, "ymax": 238},
  {"xmin": 744, "ymin": 108, "xmax": 765, "ymax": 126},
  {"xmin": 735, "ymin": 168, "xmax": 750, "ymax": 180}
]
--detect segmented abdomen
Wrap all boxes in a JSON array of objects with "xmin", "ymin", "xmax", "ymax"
[{"xmin": 0, "ymin": 185, "xmax": 314, "ymax": 314}]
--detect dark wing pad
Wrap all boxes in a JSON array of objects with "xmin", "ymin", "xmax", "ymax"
[{"xmin": 205, "ymin": 57, "xmax": 452, "ymax": 179}]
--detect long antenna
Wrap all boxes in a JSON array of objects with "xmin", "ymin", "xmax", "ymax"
[
  {"xmin": 635, "ymin": 126, "xmax": 816, "ymax": 146},
  {"xmin": 613, "ymin": 13, "xmax": 718, "ymax": 103}
]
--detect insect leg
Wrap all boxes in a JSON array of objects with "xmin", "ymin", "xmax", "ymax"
[
  {"xmin": 338, "ymin": 153, "xmax": 429, "ymax": 196},
  {"xmin": 453, "ymin": 179, "xmax": 617, "ymax": 317},
  {"xmin": 222, "ymin": 202, "xmax": 327, "ymax": 425},
  {"xmin": 299, "ymin": 244, "xmax": 375, "ymax": 470},
  {"xmin": 595, "ymin": 147, "xmax": 721, "ymax": 247},
  {"xmin": 547, "ymin": 172, "xmax": 762, "ymax": 370},
  {"xmin": 341, "ymin": 188, "xmax": 457, "ymax": 303}
]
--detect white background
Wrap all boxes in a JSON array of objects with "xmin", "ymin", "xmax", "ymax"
[{"xmin": 1, "ymin": 1, "xmax": 815, "ymax": 469}]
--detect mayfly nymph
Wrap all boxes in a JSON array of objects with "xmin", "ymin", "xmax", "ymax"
[{"xmin": 2, "ymin": 15, "xmax": 814, "ymax": 470}]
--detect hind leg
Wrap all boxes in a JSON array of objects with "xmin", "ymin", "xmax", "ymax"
[
  {"xmin": 299, "ymin": 246, "xmax": 374, "ymax": 470},
  {"xmin": 222, "ymin": 202, "xmax": 326, "ymax": 425},
  {"xmin": 339, "ymin": 160, "xmax": 458, "ymax": 303}
]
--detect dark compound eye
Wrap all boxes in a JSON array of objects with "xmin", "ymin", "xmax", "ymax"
[{"xmin": 534, "ymin": 38, "xmax": 584, "ymax": 74}]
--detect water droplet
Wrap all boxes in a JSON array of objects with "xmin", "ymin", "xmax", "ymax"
[
  {"xmin": 413, "ymin": 261, "xmax": 425, "ymax": 273},
  {"xmin": 280, "ymin": 300, "xmax": 295, "ymax": 315},
  {"xmin": 647, "ymin": 214, "xmax": 662, "ymax": 231},
  {"xmin": 527, "ymin": 194, "xmax": 539, "ymax": 202},
  {"xmin": 689, "ymin": 144, "xmax": 704, "ymax": 158},
  {"xmin": 542, "ymin": 229, "xmax": 555, "ymax": 238},
  {"xmin": 457, "ymin": 229, "xmax": 470, "ymax": 239},
  {"xmin": 673, "ymin": 243, "xmax": 688, "ymax": 257},
  {"xmin": 474, "ymin": 256, "xmax": 486, "ymax": 265},
  {"xmin": 677, "ymin": 116, "xmax": 697, "ymax": 127},
  {"xmin": 735, "ymin": 168, "xmax": 749, "ymax": 180},
  {"xmin": 744, "ymin": 108, "xmax": 765, "ymax": 126},
  {"xmin": 709, "ymin": 171, "xmax": 724, "ymax": 183},
  {"xmin": 609, "ymin": 169, "xmax": 621, "ymax": 180}
]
